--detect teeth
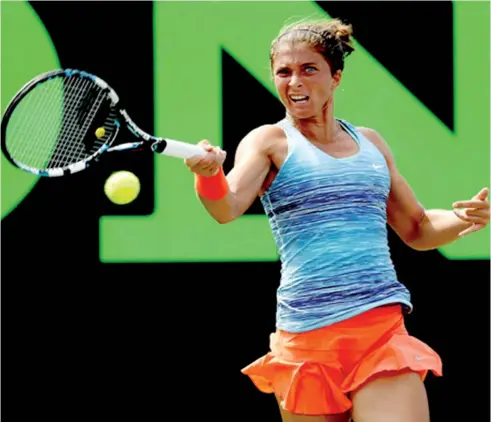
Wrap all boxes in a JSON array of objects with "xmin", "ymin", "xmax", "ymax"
[{"xmin": 291, "ymin": 96, "xmax": 308, "ymax": 100}]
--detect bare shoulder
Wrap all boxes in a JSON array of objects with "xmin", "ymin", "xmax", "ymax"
[
  {"xmin": 235, "ymin": 124, "xmax": 286, "ymax": 159},
  {"xmin": 357, "ymin": 126, "xmax": 387, "ymax": 150},
  {"xmin": 357, "ymin": 126, "xmax": 394, "ymax": 164}
]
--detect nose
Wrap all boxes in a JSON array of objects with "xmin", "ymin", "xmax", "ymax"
[{"xmin": 289, "ymin": 72, "xmax": 302, "ymax": 88}]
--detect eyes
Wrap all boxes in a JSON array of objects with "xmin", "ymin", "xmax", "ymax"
[{"xmin": 275, "ymin": 65, "xmax": 318, "ymax": 77}]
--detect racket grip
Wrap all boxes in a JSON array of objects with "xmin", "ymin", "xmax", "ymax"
[{"xmin": 152, "ymin": 139, "xmax": 207, "ymax": 159}]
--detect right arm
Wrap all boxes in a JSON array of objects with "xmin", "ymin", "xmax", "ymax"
[{"xmin": 186, "ymin": 125, "xmax": 281, "ymax": 224}]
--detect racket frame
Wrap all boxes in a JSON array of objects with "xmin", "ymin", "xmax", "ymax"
[{"xmin": 1, "ymin": 69, "xmax": 206, "ymax": 177}]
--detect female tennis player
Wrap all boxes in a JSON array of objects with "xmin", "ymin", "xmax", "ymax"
[{"xmin": 185, "ymin": 18, "xmax": 490, "ymax": 422}]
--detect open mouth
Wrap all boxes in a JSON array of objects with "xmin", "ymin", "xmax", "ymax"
[{"xmin": 290, "ymin": 95, "xmax": 309, "ymax": 105}]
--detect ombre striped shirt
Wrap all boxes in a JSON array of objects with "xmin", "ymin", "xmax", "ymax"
[{"xmin": 260, "ymin": 118, "xmax": 412, "ymax": 333}]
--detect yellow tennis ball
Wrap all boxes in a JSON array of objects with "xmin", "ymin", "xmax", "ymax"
[
  {"xmin": 95, "ymin": 127, "xmax": 105, "ymax": 139},
  {"xmin": 104, "ymin": 171, "xmax": 140, "ymax": 205}
]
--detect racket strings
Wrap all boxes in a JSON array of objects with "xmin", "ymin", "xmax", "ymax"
[
  {"xmin": 25, "ymin": 77, "xmax": 88, "ymax": 168},
  {"xmin": 7, "ymin": 81, "xmax": 65, "ymax": 167},
  {"xmin": 48, "ymin": 77, "xmax": 106, "ymax": 167},
  {"xmin": 5, "ymin": 75, "xmax": 116, "ymax": 170},
  {"xmin": 7, "ymin": 76, "xmax": 77, "ymax": 168}
]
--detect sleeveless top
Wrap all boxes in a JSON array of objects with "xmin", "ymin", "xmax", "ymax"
[{"xmin": 260, "ymin": 117, "xmax": 412, "ymax": 333}]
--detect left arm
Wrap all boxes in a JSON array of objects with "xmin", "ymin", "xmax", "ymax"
[{"xmin": 359, "ymin": 127, "xmax": 490, "ymax": 251}]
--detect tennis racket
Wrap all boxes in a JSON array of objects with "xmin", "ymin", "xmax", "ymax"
[{"xmin": 1, "ymin": 68, "xmax": 208, "ymax": 177}]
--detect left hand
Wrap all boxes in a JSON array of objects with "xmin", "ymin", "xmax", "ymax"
[{"xmin": 453, "ymin": 187, "xmax": 490, "ymax": 236}]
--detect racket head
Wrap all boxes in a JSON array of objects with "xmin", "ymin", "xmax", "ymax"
[{"xmin": 1, "ymin": 69, "xmax": 122, "ymax": 177}]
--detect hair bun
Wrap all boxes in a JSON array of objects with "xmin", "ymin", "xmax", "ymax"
[{"xmin": 331, "ymin": 21, "xmax": 354, "ymax": 55}]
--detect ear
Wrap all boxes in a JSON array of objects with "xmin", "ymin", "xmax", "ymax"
[{"xmin": 331, "ymin": 70, "xmax": 342, "ymax": 90}]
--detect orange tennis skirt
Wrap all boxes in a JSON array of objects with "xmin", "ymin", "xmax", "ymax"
[{"xmin": 241, "ymin": 305, "xmax": 442, "ymax": 416}]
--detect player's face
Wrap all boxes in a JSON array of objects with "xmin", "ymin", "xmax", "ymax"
[{"xmin": 272, "ymin": 43, "xmax": 341, "ymax": 119}]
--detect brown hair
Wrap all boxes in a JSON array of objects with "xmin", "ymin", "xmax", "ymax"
[{"xmin": 270, "ymin": 18, "xmax": 355, "ymax": 75}]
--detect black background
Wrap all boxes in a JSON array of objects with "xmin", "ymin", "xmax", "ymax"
[{"xmin": 2, "ymin": 2, "xmax": 489, "ymax": 421}]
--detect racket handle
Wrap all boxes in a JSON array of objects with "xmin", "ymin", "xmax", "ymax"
[{"xmin": 152, "ymin": 139, "xmax": 207, "ymax": 159}]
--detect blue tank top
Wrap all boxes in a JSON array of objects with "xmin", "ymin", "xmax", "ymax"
[{"xmin": 260, "ymin": 117, "xmax": 413, "ymax": 333}]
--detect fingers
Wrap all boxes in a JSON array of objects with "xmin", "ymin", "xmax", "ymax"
[
  {"xmin": 459, "ymin": 223, "xmax": 485, "ymax": 237},
  {"xmin": 453, "ymin": 187, "xmax": 490, "ymax": 209},
  {"xmin": 184, "ymin": 140, "xmax": 226, "ymax": 176},
  {"xmin": 475, "ymin": 187, "xmax": 489, "ymax": 200},
  {"xmin": 453, "ymin": 187, "xmax": 490, "ymax": 235},
  {"xmin": 453, "ymin": 200, "xmax": 489, "ymax": 209},
  {"xmin": 454, "ymin": 209, "xmax": 488, "ymax": 224},
  {"xmin": 198, "ymin": 158, "xmax": 220, "ymax": 176},
  {"xmin": 198, "ymin": 139, "xmax": 215, "ymax": 153},
  {"xmin": 464, "ymin": 208, "xmax": 490, "ymax": 218}
]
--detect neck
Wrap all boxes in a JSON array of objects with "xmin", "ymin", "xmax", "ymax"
[{"xmin": 287, "ymin": 96, "xmax": 340, "ymax": 144}]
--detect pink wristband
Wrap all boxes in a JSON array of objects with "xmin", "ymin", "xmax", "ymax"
[{"xmin": 195, "ymin": 167, "xmax": 229, "ymax": 200}]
